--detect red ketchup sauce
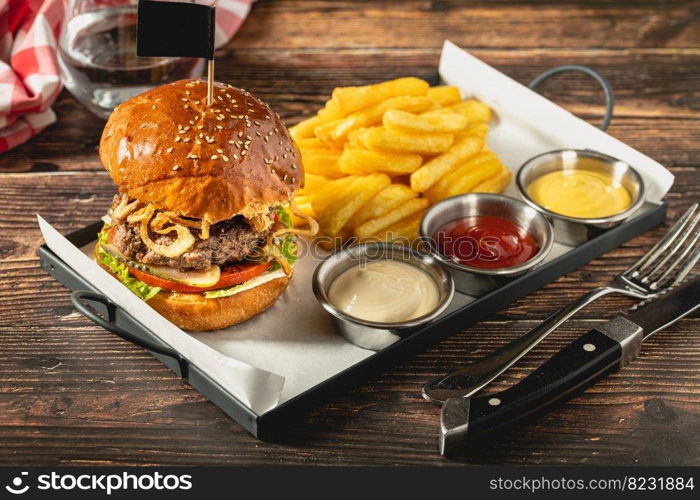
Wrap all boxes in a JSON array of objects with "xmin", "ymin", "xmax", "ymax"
[{"xmin": 433, "ymin": 216, "xmax": 539, "ymax": 269}]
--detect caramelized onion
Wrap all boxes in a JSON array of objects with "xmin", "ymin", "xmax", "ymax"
[
  {"xmin": 271, "ymin": 201, "xmax": 319, "ymax": 239},
  {"xmin": 130, "ymin": 205, "xmax": 196, "ymax": 258},
  {"xmin": 267, "ymin": 244, "xmax": 292, "ymax": 276},
  {"xmin": 127, "ymin": 205, "xmax": 155, "ymax": 223},
  {"xmin": 161, "ymin": 212, "xmax": 211, "ymax": 240},
  {"xmin": 252, "ymin": 202, "xmax": 319, "ymax": 278},
  {"xmin": 161, "ymin": 212, "xmax": 200, "ymax": 229},
  {"xmin": 200, "ymin": 218, "xmax": 211, "ymax": 240},
  {"xmin": 111, "ymin": 196, "xmax": 140, "ymax": 223},
  {"xmin": 249, "ymin": 213, "xmax": 273, "ymax": 233}
]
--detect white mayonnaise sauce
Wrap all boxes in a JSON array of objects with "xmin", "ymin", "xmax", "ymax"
[{"xmin": 328, "ymin": 259, "xmax": 439, "ymax": 323}]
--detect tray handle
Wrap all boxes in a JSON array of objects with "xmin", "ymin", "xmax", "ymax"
[
  {"xmin": 528, "ymin": 64, "xmax": 614, "ymax": 131},
  {"xmin": 71, "ymin": 290, "xmax": 189, "ymax": 379}
]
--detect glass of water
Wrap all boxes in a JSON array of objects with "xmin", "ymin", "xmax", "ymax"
[{"xmin": 58, "ymin": 0, "xmax": 204, "ymax": 119}]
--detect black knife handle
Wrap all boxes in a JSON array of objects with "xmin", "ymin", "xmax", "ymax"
[
  {"xmin": 446, "ymin": 315, "xmax": 645, "ymax": 447},
  {"xmin": 442, "ymin": 326, "xmax": 631, "ymax": 452}
]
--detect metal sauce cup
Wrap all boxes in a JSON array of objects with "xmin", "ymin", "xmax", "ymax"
[
  {"xmin": 312, "ymin": 242, "xmax": 454, "ymax": 351},
  {"xmin": 516, "ymin": 149, "xmax": 646, "ymax": 246},
  {"xmin": 420, "ymin": 193, "xmax": 554, "ymax": 296}
]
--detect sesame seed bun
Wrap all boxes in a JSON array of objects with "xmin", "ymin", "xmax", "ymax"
[
  {"xmin": 95, "ymin": 244, "xmax": 289, "ymax": 331},
  {"xmin": 100, "ymin": 79, "xmax": 303, "ymax": 223}
]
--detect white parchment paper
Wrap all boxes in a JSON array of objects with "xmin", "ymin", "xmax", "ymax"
[
  {"xmin": 38, "ymin": 216, "xmax": 284, "ymax": 414},
  {"xmin": 40, "ymin": 42, "xmax": 673, "ymax": 414},
  {"xmin": 439, "ymin": 40, "xmax": 674, "ymax": 202}
]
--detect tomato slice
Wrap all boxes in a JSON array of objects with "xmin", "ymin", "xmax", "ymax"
[
  {"xmin": 215, "ymin": 261, "xmax": 274, "ymax": 289},
  {"xmin": 129, "ymin": 261, "xmax": 273, "ymax": 293}
]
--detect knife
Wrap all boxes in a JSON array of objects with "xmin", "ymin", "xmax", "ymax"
[{"xmin": 439, "ymin": 276, "xmax": 700, "ymax": 456}]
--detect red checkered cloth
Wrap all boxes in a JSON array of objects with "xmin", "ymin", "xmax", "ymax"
[{"xmin": 0, "ymin": 0, "xmax": 254, "ymax": 153}]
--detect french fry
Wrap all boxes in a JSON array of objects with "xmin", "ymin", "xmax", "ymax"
[
  {"xmin": 332, "ymin": 77, "xmax": 429, "ymax": 114},
  {"xmin": 383, "ymin": 109, "xmax": 468, "ymax": 133},
  {"xmin": 471, "ymin": 164, "xmax": 513, "ymax": 194},
  {"xmin": 307, "ymin": 176, "xmax": 359, "ymax": 212},
  {"xmin": 300, "ymin": 149, "xmax": 344, "ymax": 178},
  {"xmin": 318, "ymin": 99, "xmax": 343, "ymax": 120},
  {"xmin": 354, "ymin": 198, "xmax": 429, "ymax": 240},
  {"xmin": 299, "ymin": 173, "xmax": 331, "ymax": 194},
  {"xmin": 439, "ymin": 159, "xmax": 503, "ymax": 201},
  {"xmin": 314, "ymin": 119, "xmax": 345, "ymax": 146},
  {"xmin": 291, "ymin": 197, "xmax": 316, "ymax": 226},
  {"xmin": 317, "ymin": 95, "xmax": 433, "ymax": 144},
  {"xmin": 425, "ymin": 151, "xmax": 496, "ymax": 202},
  {"xmin": 290, "ymin": 99, "xmax": 345, "ymax": 140},
  {"xmin": 319, "ymin": 174, "xmax": 391, "ymax": 237},
  {"xmin": 354, "ymin": 127, "xmax": 378, "ymax": 146},
  {"xmin": 339, "ymin": 149, "xmax": 423, "ymax": 176},
  {"xmin": 292, "ymin": 194, "xmax": 313, "ymax": 211},
  {"xmin": 446, "ymin": 99, "xmax": 492, "ymax": 124},
  {"xmin": 317, "ymin": 229, "xmax": 350, "ymax": 251},
  {"xmin": 287, "ymin": 79, "xmax": 507, "ymax": 246},
  {"xmin": 324, "ymin": 97, "xmax": 433, "ymax": 143},
  {"xmin": 347, "ymin": 128, "xmax": 368, "ymax": 149},
  {"xmin": 410, "ymin": 123, "xmax": 488, "ymax": 192},
  {"xmin": 345, "ymin": 184, "xmax": 417, "ymax": 230},
  {"xmin": 290, "ymin": 116, "xmax": 323, "ymax": 140},
  {"xmin": 362, "ymin": 127, "xmax": 454, "ymax": 155},
  {"xmin": 426, "ymin": 86, "xmax": 462, "ymax": 106},
  {"xmin": 295, "ymin": 137, "xmax": 327, "ymax": 150},
  {"xmin": 369, "ymin": 210, "xmax": 425, "ymax": 244},
  {"xmin": 453, "ymin": 127, "xmax": 482, "ymax": 142}
]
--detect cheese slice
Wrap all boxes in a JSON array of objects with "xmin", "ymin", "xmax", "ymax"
[{"xmin": 204, "ymin": 269, "xmax": 287, "ymax": 299}]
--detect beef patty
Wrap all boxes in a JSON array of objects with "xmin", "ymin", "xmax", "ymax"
[{"xmin": 111, "ymin": 216, "xmax": 269, "ymax": 270}]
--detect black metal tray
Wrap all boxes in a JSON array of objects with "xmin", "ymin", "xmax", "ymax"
[{"xmin": 37, "ymin": 202, "xmax": 667, "ymax": 439}]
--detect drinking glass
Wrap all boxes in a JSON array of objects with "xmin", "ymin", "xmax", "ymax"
[{"xmin": 58, "ymin": 0, "xmax": 204, "ymax": 119}]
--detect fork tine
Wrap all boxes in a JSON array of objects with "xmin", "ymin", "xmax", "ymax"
[
  {"xmin": 670, "ymin": 243, "xmax": 700, "ymax": 288},
  {"xmin": 640, "ymin": 209, "xmax": 700, "ymax": 282},
  {"xmin": 626, "ymin": 203, "xmax": 699, "ymax": 278},
  {"xmin": 651, "ymin": 224, "xmax": 700, "ymax": 290}
]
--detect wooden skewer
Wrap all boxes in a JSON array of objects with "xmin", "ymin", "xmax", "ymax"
[{"xmin": 207, "ymin": 59, "xmax": 215, "ymax": 106}]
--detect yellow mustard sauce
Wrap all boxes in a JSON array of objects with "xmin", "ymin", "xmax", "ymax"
[{"xmin": 527, "ymin": 169, "xmax": 632, "ymax": 218}]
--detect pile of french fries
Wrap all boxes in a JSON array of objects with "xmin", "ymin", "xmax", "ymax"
[{"xmin": 289, "ymin": 77, "xmax": 511, "ymax": 246}]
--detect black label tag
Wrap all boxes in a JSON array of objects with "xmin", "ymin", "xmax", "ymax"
[{"xmin": 137, "ymin": 0, "xmax": 215, "ymax": 60}]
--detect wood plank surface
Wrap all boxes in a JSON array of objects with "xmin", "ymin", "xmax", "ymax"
[
  {"xmin": 0, "ymin": 0, "xmax": 698, "ymax": 466},
  {"xmin": 230, "ymin": 1, "xmax": 700, "ymax": 50},
  {"xmin": 2, "ymin": 49, "xmax": 699, "ymax": 172}
]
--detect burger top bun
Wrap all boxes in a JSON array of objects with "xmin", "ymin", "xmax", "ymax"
[{"xmin": 100, "ymin": 79, "xmax": 303, "ymax": 224}]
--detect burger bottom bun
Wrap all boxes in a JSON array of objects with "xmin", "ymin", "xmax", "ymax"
[
  {"xmin": 147, "ymin": 277, "xmax": 289, "ymax": 331},
  {"xmin": 95, "ymin": 246, "xmax": 289, "ymax": 331}
]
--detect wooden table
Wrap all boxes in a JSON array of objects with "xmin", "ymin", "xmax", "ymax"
[{"xmin": 1, "ymin": 0, "xmax": 698, "ymax": 466}]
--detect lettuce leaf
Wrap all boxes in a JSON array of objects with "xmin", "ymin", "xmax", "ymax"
[
  {"xmin": 270, "ymin": 206, "xmax": 297, "ymax": 271},
  {"xmin": 276, "ymin": 205, "xmax": 293, "ymax": 229},
  {"xmin": 96, "ymin": 230, "xmax": 161, "ymax": 301},
  {"xmin": 97, "ymin": 228, "xmax": 109, "ymax": 246},
  {"xmin": 280, "ymin": 235, "xmax": 297, "ymax": 265}
]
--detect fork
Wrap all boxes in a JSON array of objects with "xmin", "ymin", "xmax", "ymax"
[{"xmin": 422, "ymin": 203, "xmax": 700, "ymax": 405}]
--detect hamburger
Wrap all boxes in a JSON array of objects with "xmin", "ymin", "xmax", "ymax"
[{"xmin": 95, "ymin": 79, "xmax": 315, "ymax": 331}]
